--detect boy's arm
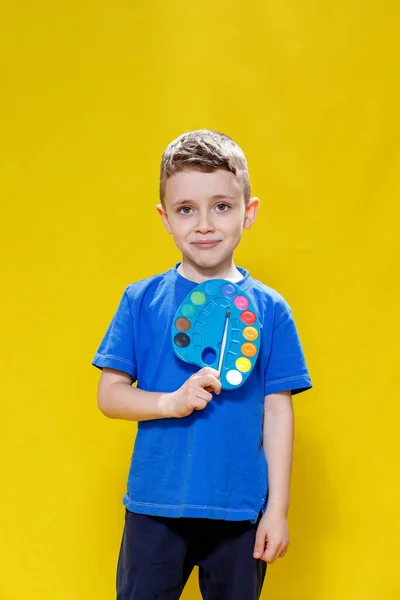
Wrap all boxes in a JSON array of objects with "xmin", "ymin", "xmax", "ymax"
[
  {"xmin": 97, "ymin": 367, "xmax": 221, "ymax": 421},
  {"xmin": 263, "ymin": 390, "xmax": 294, "ymax": 515},
  {"xmin": 253, "ymin": 391, "xmax": 293, "ymax": 563}
]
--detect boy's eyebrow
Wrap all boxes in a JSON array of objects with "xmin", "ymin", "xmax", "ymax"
[{"xmin": 171, "ymin": 194, "xmax": 236, "ymax": 207}]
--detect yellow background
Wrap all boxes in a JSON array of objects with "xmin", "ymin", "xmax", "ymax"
[{"xmin": 1, "ymin": 1, "xmax": 399, "ymax": 599}]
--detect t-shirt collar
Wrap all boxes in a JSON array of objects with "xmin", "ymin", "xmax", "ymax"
[{"xmin": 167, "ymin": 263, "xmax": 251, "ymax": 293}]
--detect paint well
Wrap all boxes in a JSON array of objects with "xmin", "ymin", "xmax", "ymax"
[
  {"xmin": 240, "ymin": 310, "xmax": 256, "ymax": 325},
  {"xmin": 226, "ymin": 370, "xmax": 243, "ymax": 385},
  {"xmin": 235, "ymin": 357, "xmax": 252, "ymax": 372},
  {"xmin": 203, "ymin": 281, "xmax": 221, "ymax": 295},
  {"xmin": 221, "ymin": 283, "xmax": 236, "ymax": 297},
  {"xmin": 202, "ymin": 347, "xmax": 217, "ymax": 365},
  {"xmin": 243, "ymin": 326, "xmax": 258, "ymax": 341},
  {"xmin": 241, "ymin": 342, "xmax": 257, "ymax": 357},
  {"xmin": 174, "ymin": 333, "xmax": 191, "ymax": 348},
  {"xmin": 234, "ymin": 295, "xmax": 249, "ymax": 310},
  {"xmin": 181, "ymin": 303, "xmax": 197, "ymax": 317},
  {"xmin": 175, "ymin": 317, "xmax": 191, "ymax": 332},
  {"xmin": 190, "ymin": 291, "xmax": 207, "ymax": 305}
]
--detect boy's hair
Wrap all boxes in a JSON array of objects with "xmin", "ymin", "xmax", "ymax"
[{"xmin": 159, "ymin": 129, "xmax": 251, "ymax": 207}]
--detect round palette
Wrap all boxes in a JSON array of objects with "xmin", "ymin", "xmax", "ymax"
[{"xmin": 171, "ymin": 279, "xmax": 261, "ymax": 390}]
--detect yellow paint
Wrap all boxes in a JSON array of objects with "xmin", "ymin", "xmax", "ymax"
[
  {"xmin": 1, "ymin": 1, "xmax": 399, "ymax": 599},
  {"xmin": 243, "ymin": 326, "xmax": 259, "ymax": 341},
  {"xmin": 236, "ymin": 356, "xmax": 253, "ymax": 373}
]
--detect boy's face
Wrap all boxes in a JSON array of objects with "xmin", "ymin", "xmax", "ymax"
[{"xmin": 157, "ymin": 169, "xmax": 259, "ymax": 273}]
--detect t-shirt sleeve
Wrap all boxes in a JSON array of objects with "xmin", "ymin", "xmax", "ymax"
[
  {"xmin": 92, "ymin": 289, "xmax": 137, "ymax": 380},
  {"xmin": 264, "ymin": 304, "xmax": 312, "ymax": 396}
]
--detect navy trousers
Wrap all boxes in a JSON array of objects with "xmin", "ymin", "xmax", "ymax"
[{"xmin": 117, "ymin": 510, "xmax": 267, "ymax": 600}]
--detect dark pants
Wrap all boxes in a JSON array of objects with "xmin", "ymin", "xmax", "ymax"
[{"xmin": 117, "ymin": 510, "xmax": 267, "ymax": 600}]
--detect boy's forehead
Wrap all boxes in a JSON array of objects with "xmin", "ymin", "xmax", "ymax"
[{"xmin": 165, "ymin": 169, "xmax": 243, "ymax": 205}]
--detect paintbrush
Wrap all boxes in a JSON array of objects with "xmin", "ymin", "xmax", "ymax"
[
  {"xmin": 204, "ymin": 309, "xmax": 230, "ymax": 393},
  {"xmin": 218, "ymin": 309, "xmax": 231, "ymax": 375}
]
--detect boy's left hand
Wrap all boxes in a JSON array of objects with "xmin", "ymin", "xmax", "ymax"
[{"xmin": 253, "ymin": 511, "xmax": 289, "ymax": 563}]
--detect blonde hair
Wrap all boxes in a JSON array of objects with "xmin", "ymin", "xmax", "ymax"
[{"xmin": 159, "ymin": 129, "xmax": 250, "ymax": 207}]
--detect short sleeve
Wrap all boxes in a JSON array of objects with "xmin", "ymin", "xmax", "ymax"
[
  {"xmin": 92, "ymin": 290, "xmax": 137, "ymax": 380},
  {"xmin": 264, "ymin": 308, "xmax": 312, "ymax": 396}
]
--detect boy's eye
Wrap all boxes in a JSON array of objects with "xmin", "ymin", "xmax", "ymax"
[
  {"xmin": 178, "ymin": 206, "xmax": 194, "ymax": 215},
  {"xmin": 215, "ymin": 203, "xmax": 230, "ymax": 212}
]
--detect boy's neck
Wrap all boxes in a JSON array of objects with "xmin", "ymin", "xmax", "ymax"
[{"xmin": 177, "ymin": 257, "xmax": 243, "ymax": 284}]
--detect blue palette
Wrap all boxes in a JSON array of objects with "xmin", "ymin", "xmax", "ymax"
[{"xmin": 172, "ymin": 279, "xmax": 261, "ymax": 390}]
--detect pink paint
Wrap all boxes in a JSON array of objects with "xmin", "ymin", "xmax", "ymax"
[{"xmin": 234, "ymin": 295, "xmax": 249, "ymax": 310}]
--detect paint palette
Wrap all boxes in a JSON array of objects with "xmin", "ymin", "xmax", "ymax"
[{"xmin": 172, "ymin": 280, "xmax": 261, "ymax": 390}]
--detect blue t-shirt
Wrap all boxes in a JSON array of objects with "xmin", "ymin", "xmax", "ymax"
[{"xmin": 92, "ymin": 265, "xmax": 312, "ymax": 523}]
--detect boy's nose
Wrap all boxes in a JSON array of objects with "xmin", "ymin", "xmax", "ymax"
[{"xmin": 196, "ymin": 212, "xmax": 215, "ymax": 233}]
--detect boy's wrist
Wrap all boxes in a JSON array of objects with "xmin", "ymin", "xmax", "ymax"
[
  {"xmin": 266, "ymin": 499, "xmax": 290, "ymax": 518},
  {"xmin": 158, "ymin": 392, "xmax": 175, "ymax": 419}
]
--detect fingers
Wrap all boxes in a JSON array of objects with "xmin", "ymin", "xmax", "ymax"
[
  {"xmin": 262, "ymin": 542, "xmax": 289, "ymax": 563},
  {"xmin": 196, "ymin": 367, "xmax": 220, "ymax": 383},
  {"xmin": 197, "ymin": 367, "xmax": 220, "ymax": 376},
  {"xmin": 196, "ymin": 388, "xmax": 213, "ymax": 403},
  {"xmin": 198, "ymin": 368, "xmax": 219, "ymax": 394},
  {"xmin": 253, "ymin": 525, "xmax": 288, "ymax": 563},
  {"xmin": 183, "ymin": 368, "xmax": 221, "ymax": 414},
  {"xmin": 192, "ymin": 389, "xmax": 213, "ymax": 411},
  {"xmin": 253, "ymin": 528, "xmax": 266, "ymax": 559},
  {"xmin": 262, "ymin": 542, "xmax": 279, "ymax": 563},
  {"xmin": 196, "ymin": 371, "xmax": 222, "ymax": 394},
  {"xmin": 193, "ymin": 398, "xmax": 208, "ymax": 411},
  {"xmin": 253, "ymin": 514, "xmax": 289, "ymax": 564}
]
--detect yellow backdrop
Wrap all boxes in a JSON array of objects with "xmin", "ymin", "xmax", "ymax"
[{"xmin": 1, "ymin": 1, "xmax": 399, "ymax": 599}]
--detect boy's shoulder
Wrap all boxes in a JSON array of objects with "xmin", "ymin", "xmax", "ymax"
[
  {"xmin": 248, "ymin": 275, "xmax": 293, "ymax": 327},
  {"xmin": 124, "ymin": 268, "xmax": 172, "ymax": 298},
  {"xmin": 249, "ymin": 275, "xmax": 287, "ymax": 302}
]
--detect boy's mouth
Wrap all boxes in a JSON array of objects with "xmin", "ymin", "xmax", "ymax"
[{"xmin": 191, "ymin": 240, "xmax": 221, "ymax": 249}]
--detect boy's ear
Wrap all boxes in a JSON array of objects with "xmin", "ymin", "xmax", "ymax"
[
  {"xmin": 156, "ymin": 204, "xmax": 172, "ymax": 234},
  {"xmin": 243, "ymin": 197, "xmax": 260, "ymax": 230}
]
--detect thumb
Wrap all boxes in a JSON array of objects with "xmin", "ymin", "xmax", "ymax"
[{"xmin": 253, "ymin": 527, "xmax": 267, "ymax": 559}]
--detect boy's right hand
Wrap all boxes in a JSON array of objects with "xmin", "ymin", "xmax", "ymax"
[{"xmin": 162, "ymin": 367, "xmax": 221, "ymax": 418}]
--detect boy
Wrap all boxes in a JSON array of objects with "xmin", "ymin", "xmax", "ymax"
[{"xmin": 92, "ymin": 129, "xmax": 312, "ymax": 600}]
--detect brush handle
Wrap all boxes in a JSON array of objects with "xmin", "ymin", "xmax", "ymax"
[{"xmin": 218, "ymin": 310, "xmax": 230, "ymax": 374}]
